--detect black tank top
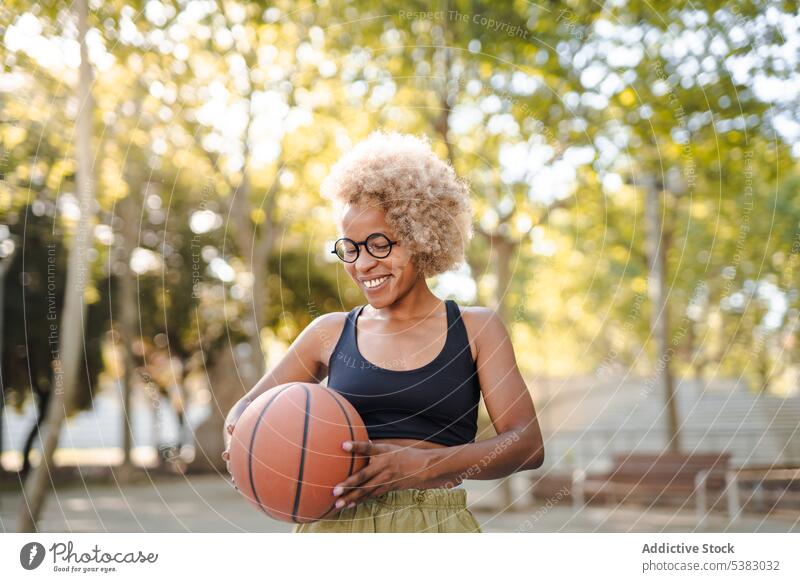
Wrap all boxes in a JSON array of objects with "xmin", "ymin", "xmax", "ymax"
[{"xmin": 326, "ymin": 299, "xmax": 481, "ymax": 447}]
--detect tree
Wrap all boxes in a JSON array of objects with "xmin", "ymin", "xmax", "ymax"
[{"xmin": 17, "ymin": 0, "xmax": 96, "ymax": 532}]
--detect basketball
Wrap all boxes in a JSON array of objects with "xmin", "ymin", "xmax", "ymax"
[{"xmin": 228, "ymin": 382, "xmax": 369, "ymax": 523}]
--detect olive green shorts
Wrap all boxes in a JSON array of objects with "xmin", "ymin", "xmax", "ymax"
[{"xmin": 292, "ymin": 487, "xmax": 482, "ymax": 533}]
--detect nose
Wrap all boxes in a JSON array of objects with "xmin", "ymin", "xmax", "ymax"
[{"xmin": 354, "ymin": 249, "xmax": 379, "ymax": 272}]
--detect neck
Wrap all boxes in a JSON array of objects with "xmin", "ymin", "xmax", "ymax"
[{"xmin": 366, "ymin": 276, "xmax": 443, "ymax": 321}]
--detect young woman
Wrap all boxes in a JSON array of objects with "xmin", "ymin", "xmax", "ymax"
[{"xmin": 222, "ymin": 132, "xmax": 544, "ymax": 533}]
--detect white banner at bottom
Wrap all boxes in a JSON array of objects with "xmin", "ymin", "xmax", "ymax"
[{"xmin": 1, "ymin": 533, "xmax": 798, "ymax": 581}]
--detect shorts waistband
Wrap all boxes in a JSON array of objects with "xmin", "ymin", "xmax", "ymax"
[{"xmin": 370, "ymin": 487, "xmax": 467, "ymax": 509}]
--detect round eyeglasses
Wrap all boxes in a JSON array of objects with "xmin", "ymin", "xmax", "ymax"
[{"xmin": 331, "ymin": 233, "xmax": 400, "ymax": 263}]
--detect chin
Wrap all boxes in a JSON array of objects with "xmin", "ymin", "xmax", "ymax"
[{"xmin": 365, "ymin": 296, "xmax": 392, "ymax": 308}]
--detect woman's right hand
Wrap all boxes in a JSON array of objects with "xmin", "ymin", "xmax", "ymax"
[{"xmin": 221, "ymin": 398, "xmax": 253, "ymax": 487}]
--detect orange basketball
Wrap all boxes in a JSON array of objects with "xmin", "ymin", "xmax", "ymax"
[{"xmin": 228, "ymin": 382, "xmax": 369, "ymax": 523}]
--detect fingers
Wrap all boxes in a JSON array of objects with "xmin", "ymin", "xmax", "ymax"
[
  {"xmin": 332, "ymin": 465, "xmax": 388, "ymax": 508},
  {"xmin": 221, "ymin": 450, "xmax": 238, "ymax": 491},
  {"xmin": 334, "ymin": 441, "xmax": 395, "ymax": 507},
  {"xmin": 342, "ymin": 439, "xmax": 381, "ymax": 455},
  {"xmin": 334, "ymin": 473, "xmax": 388, "ymax": 508},
  {"xmin": 332, "ymin": 464, "xmax": 379, "ymax": 499},
  {"xmin": 221, "ymin": 449, "xmax": 235, "ymax": 488},
  {"xmin": 224, "ymin": 398, "xmax": 250, "ymax": 438}
]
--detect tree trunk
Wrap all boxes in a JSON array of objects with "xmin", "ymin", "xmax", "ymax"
[
  {"xmin": 247, "ymin": 178, "xmax": 279, "ymax": 386},
  {"xmin": 116, "ymin": 182, "xmax": 139, "ymax": 481},
  {"xmin": 16, "ymin": 0, "xmax": 94, "ymax": 532},
  {"xmin": 644, "ymin": 175, "xmax": 681, "ymax": 452},
  {"xmin": 0, "ymin": 257, "xmax": 10, "ymax": 478},
  {"xmin": 225, "ymin": 104, "xmax": 269, "ymax": 389},
  {"xmin": 0, "ymin": 247, "xmax": 20, "ymax": 478},
  {"xmin": 490, "ymin": 236, "xmax": 519, "ymax": 509},
  {"xmin": 187, "ymin": 345, "xmax": 247, "ymax": 473},
  {"xmin": 757, "ymin": 335, "xmax": 771, "ymax": 394},
  {"xmin": 20, "ymin": 384, "xmax": 50, "ymax": 475}
]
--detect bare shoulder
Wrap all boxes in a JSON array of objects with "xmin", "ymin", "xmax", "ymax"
[
  {"xmin": 457, "ymin": 305, "xmax": 510, "ymax": 362},
  {"xmin": 305, "ymin": 311, "xmax": 349, "ymax": 345},
  {"xmin": 459, "ymin": 305, "xmax": 508, "ymax": 336},
  {"xmin": 308, "ymin": 310, "xmax": 349, "ymax": 327},
  {"xmin": 303, "ymin": 311, "xmax": 350, "ymax": 371},
  {"xmin": 459, "ymin": 304, "xmax": 497, "ymax": 320}
]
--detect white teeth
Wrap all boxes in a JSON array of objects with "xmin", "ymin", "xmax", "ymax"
[{"xmin": 364, "ymin": 276, "xmax": 389, "ymax": 289}]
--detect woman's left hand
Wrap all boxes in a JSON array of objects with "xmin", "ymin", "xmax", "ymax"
[{"xmin": 332, "ymin": 440, "xmax": 435, "ymax": 509}]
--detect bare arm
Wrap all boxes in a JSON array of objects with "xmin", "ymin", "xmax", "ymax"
[
  {"xmin": 423, "ymin": 308, "xmax": 545, "ymax": 482},
  {"xmin": 240, "ymin": 313, "xmax": 337, "ymax": 402},
  {"xmin": 223, "ymin": 312, "xmax": 344, "ymax": 450}
]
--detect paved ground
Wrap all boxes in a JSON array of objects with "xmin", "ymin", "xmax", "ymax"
[{"xmin": 1, "ymin": 474, "xmax": 798, "ymax": 533}]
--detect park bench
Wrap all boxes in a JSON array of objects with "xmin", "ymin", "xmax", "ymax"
[
  {"xmin": 733, "ymin": 464, "xmax": 800, "ymax": 512},
  {"xmin": 571, "ymin": 452, "xmax": 739, "ymax": 523}
]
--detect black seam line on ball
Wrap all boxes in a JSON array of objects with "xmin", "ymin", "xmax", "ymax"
[
  {"xmin": 328, "ymin": 389, "xmax": 357, "ymax": 477},
  {"xmin": 291, "ymin": 384, "xmax": 312, "ymax": 523},
  {"xmin": 319, "ymin": 388, "xmax": 357, "ymax": 519},
  {"xmin": 249, "ymin": 384, "xmax": 293, "ymax": 521}
]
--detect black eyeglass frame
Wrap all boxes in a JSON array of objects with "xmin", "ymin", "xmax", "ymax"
[{"xmin": 331, "ymin": 233, "xmax": 400, "ymax": 263}]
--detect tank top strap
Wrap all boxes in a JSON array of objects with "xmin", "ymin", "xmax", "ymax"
[
  {"xmin": 349, "ymin": 304, "xmax": 364, "ymax": 322},
  {"xmin": 444, "ymin": 299, "xmax": 475, "ymax": 365},
  {"xmin": 326, "ymin": 305, "xmax": 361, "ymax": 374},
  {"xmin": 344, "ymin": 304, "xmax": 364, "ymax": 342}
]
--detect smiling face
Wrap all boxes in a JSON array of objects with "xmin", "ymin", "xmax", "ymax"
[{"xmin": 338, "ymin": 204, "xmax": 420, "ymax": 308}]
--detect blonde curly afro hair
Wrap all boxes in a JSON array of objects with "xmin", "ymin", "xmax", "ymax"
[{"xmin": 322, "ymin": 131, "xmax": 474, "ymax": 279}]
